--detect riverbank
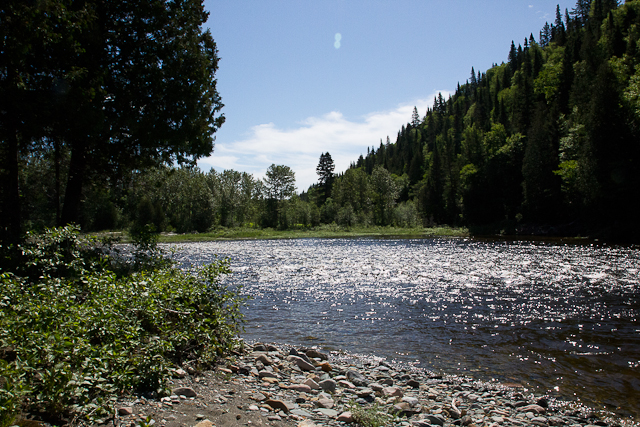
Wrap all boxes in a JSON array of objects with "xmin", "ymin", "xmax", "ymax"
[
  {"xmin": 159, "ymin": 225, "xmax": 469, "ymax": 243},
  {"xmin": 109, "ymin": 341, "xmax": 638, "ymax": 427},
  {"xmin": 93, "ymin": 225, "xmax": 469, "ymax": 243}
]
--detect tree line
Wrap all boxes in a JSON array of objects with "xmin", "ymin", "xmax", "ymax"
[
  {"xmin": 4, "ymin": 0, "xmax": 640, "ymax": 242},
  {"xmin": 18, "ymin": 158, "xmax": 420, "ymax": 233}
]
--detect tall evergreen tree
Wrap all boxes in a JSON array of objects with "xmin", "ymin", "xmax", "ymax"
[
  {"xmin": 316, "ymin": 152, "xmax": 335, "ymax": 186},
  {"xmin": 411, "ymin": 107, "xmax": 420, "ymax": 127}
]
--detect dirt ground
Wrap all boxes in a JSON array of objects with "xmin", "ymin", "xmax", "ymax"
[{"xmin": 112, "ymin": 369, "xmax": 301, "ymax": 427}]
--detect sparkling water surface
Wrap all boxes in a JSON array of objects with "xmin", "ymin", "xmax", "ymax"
[{"xmin": 171, "ymin": 237, "xmax": 640, "ymax": 418}]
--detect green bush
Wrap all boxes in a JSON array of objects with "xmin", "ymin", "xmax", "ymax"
[
  {"xmin": 0, "ymin": 358, "xmax": 25, "ymax": 427},
  {"xmin": 0, "ymin": 226, "xmax": 245, "ymax": 425}
]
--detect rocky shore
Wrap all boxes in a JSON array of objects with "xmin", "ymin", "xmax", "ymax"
[{"xmin": 111, "ymin": 342, "xmax": 637, "ymax": 427}]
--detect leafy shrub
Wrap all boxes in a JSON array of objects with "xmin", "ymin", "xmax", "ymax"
[
  {"xmin": 0, "ymin": 358, "xmax": 25, "ymax": 427},
  {"xmin": 0, "ymin": 226, "xmax": 245, "ymax": 425}
]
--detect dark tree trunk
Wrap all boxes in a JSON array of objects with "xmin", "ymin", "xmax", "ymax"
[
  {"xmin": 0, "ymin": 126, "xmax": 21, "ymax": 247},
  {"xmin": 54, "ymin": 138, "xmax": 61, "ymax": 226},
  {"xmin": 60, "ymin": 140, "xmax": 87, "ymax": 226}
]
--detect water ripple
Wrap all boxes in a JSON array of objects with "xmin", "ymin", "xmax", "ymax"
[{"xmin": 171, "ymin": 237, "xmax": 640, "ymax": 418}]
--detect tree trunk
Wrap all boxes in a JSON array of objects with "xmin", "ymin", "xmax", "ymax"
[
  {"xmin": 0, "ymin": 127, "xmax": 21, "ymax": 246},
  {"xmin": 60, "ymin": 140, "xmax": 87, "ymax": 226}
]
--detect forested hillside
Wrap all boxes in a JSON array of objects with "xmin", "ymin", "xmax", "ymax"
[
  {"xmin": 4, "ymin": 0, "xmax": 640, "ymax": 241},
  {"xmin": 337, "ymin": 0, "xmax": 640, "ymax": 239}
]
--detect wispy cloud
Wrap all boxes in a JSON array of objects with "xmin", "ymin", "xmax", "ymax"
[{"xmin": 199, "ymin": 93, "xmax": 448, "ymax": 191}]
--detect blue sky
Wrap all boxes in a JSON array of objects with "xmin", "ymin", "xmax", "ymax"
[{"xmin": 200, "ymin": 1, "xmax": 574, "ymax": 191}]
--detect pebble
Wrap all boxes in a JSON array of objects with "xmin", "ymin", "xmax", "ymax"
[
  {"xmin": 318, "ymin": 378, "xmax": 336, "ymax": 392},
  {"xmin": 172, "ymin": 387, "xmax": 196, "ymax": 398},
  {"xmin": 114, "ymin": 341, "xmax": 629, "ymax": 427},
  {"xmin": 117, "ymin": 406, "xmax": 134, "ymax": 415},
  {"xmin": 288, "ymin": 355, "xmax": 316, "ymax": 371}
]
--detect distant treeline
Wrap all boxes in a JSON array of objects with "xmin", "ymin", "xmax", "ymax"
[
  {"xmin": 18, "ymin": 160, "xmax": 421, "ymax": 233},
  {"xmin": 6, "ymin": 0, "xmax": 640, "ymax": 241}
]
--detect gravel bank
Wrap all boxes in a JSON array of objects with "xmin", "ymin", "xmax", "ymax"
[{"xmin": 110, "ymin": 342, "xmax": 638, "ymax": 427}]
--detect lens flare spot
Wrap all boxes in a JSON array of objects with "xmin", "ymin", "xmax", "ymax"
[{"xmin": 334, "ymin": 33, "xmax": 342, "ymax": 49}]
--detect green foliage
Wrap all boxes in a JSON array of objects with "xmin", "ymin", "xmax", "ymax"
[
  {"xmin": 1, "ymin": 0, "xmax": 225, "ymax": 237},
  {"xmin": 393, "ymin": 201, "xmax": 420, "ymax": 227},
  {"xmin": 534, "ymin": 46, "xmax": 565, "ymax": 103},
  {"xmin": 624, "ymin": 64, "xmax": 640, "ymax": 121},
  {"xmin": 0, "ymin": 227, "xmax": 244, "ymax": 424},
  {"xmin": 349, "ymin": 401, "xmax": 394, "ymax": 427},
  {"xmin": 371, "ymin": 166, "xmax": 399, "ymax": 226},
  {"xmin": 0, "ymin": 359, "xmax": 25, "ymax": 427}
]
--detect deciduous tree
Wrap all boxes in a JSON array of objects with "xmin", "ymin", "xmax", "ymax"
[{"xmin": 0, "ymin": 0, "xmax": 224, "ymax": 244}]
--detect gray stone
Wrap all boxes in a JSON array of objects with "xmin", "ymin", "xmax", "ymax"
[
  {"xmin": 519, "ymin": 404, "xmax": 547, "ymax": 415},
  {"xmin": 461, "ymin": 415, "xmax": 474, "ymax": 426},
  {"xmin": 172, "ymin": 368, "xmax": 187, "ymax": 378},
  {"xmin": 288, "ymin": 383, "xmax": 312, "ymax": 393},
  {"xmin": 304, "ymin": 378, "xmax": 321, "ymax": 390},
  {"xmin": 346, "ymin": 369, "xmax": 369, "ymax": 386},
  {"xmin": 402, "ymin": 396, "xmax": 419, "ymax": 406},
  {"xmin": 422, "ymin": 414, "xmax": 446, "ymax": 426},
  {"xmin": 315, "ymin": 397, "xmax": 334, "ymax": 409},
  {"xmin": 356, "ymin": 388, "xmax": 374, "ymax": 397},
  {"xmin": 265, "ymin": 399, "xmax": 296, "ymax": 413},
  {"xmin": 338, "ymin": 379, "xmax": 356, "ymax": 389},
  {"xmin": 337, "ymin": 411, "xmax": 354, "ymax": 422},
  {"xmin": 172, "ymin": 387, "xmax": 196, "ymax": 398},
  {"xmin": 382, "ymin": 386, "xmax": 403, "ymax": 397},
  {"xmin": 306, "ymin": 349, "xmax": 329, "ymax": 360},
  {"xmin": 291, "ymin": 409, "xmax": 315, "ymax": 418},
  {"xmin": 249, "ymin": 392, "xmax": 267, "ymax": 401},
  {"xmin": 316, "ymin": 408, "xmax": 339, "ymax": 417},
  {"xmin": 318, "ymin": 378, "xmax": 337, "ymax": 392},
  {"xmin": 117, "ymin": 407, "xmax": 133, "ymax": 416},
  {"xmin": 290, "ymin": 349, "xmax": 314, "ymax": 364},
  {"xmin": 532, "ymin": 417, "xmax": 549, "ymax": 425},
  {"xmin": 394, "ymin": 401, "xmax": 419, "ymax": 417},
  {"xmin": 258, "ymin": 370, "xmax": 277, "ymax": 379},
  {"xmin": 288, "ymin": 355, "xmax": 316, "ymax": 371},
  {"xmin": 406, "ymin": 379, "xmax": 421, "ymax": 388},
  {"xmin": 369, "ymin": 382, "xmax": 384, "ymax": 392},
  {"xmin": 256, "ymin": 354, "xmax": 273, "ymax": 365}
]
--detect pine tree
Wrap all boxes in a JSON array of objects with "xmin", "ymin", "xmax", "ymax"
[
  {"xmin": 554, "ymin": 5, "xmax": 566, "ymax": 45},
  {"xmin": 571, "ymin": 0, "xmax": 591, "ymax": 27},
  {"xmin": 540, "ymin": 22, "xmax": 551, "ymax": 46},
  {"xmin": 411, "ymin": 106, "xmax": 420, "ymax": 127},
  {"xmin": 316, "ymin": 152, "xmax": 335, "ymax": 187}
]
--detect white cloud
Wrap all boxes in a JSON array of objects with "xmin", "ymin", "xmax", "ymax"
[{"xmin": 198, "ymin": 93, "xmax": 449, "ymax": 191}]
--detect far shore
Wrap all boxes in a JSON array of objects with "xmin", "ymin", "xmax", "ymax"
[
  {"xmin": 95, "ymin": 225, "xmax": 470, "ymax": 243},
  {"xmin": 92, "ymin": 225, "xmax": 609, "ymax": 245}
]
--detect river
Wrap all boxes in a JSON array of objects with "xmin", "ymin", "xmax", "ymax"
[{"xmin": 171, "ymin": 237, "xmax": 640, "ymax": 419}]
